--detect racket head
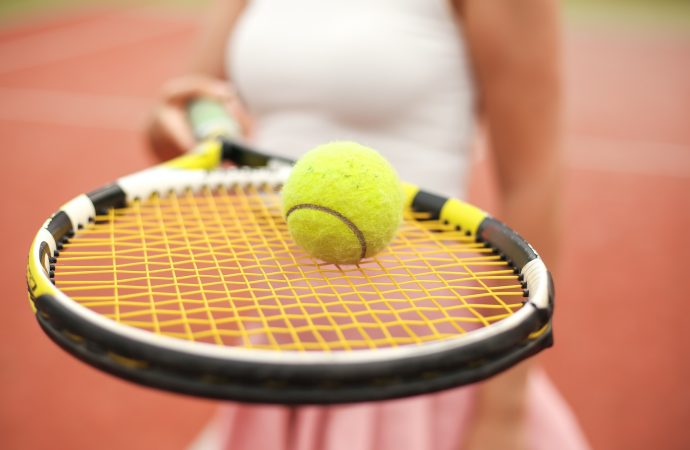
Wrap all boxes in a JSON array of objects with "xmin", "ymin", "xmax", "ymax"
[{"xmin": 26, "ymin": 139, "xmax": 553, "ymax": 404}]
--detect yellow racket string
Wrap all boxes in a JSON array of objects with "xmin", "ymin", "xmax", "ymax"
[{"xmin": 54, "ymin": 186, "xmax": 525, "ymax": 351}]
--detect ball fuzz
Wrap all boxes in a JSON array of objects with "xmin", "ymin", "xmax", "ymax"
[{"xmin": 282, "ymin": 142, "xmax": 403, "ymax": 265}]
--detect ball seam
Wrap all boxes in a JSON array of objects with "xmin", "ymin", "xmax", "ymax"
[{"xmin": 285, "ymin": 204, "xmax": 367, "ymax": 262}]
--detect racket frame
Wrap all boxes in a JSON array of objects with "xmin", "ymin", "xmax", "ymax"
[{"xmin": 26, "ymin": 138, "xmax": 554, "ymax": 404}]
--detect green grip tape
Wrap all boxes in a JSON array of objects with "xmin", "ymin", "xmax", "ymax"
[{"xmin": 187, "ymin": 98, "xmax": 240, "ymax": 140}]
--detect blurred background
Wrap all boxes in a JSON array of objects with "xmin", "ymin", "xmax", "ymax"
[{"xmin": 1, "ymin": 1, "xmax": 688, "ymax": 449}]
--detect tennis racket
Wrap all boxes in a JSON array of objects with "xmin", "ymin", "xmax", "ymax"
[{"xmin": 26, "ymin": 98, "xmax": 554, "ymax": 404}]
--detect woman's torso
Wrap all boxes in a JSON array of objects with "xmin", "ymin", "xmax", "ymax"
[{"xmin": 227, "ymin": 0, "xmax": 476, "ymax": 198}]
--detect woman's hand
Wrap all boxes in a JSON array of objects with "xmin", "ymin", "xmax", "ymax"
[
  {"xmin": 462, "ymin": 365, "xmax": 530, "ymax": 450},
  {"xmin": 146, "ymin": 74, "xmax": 246, "ymax": 161},
  {"xmin": 147, "ymin": 0, "xmax": 251, "ymax": 161},
  {"xmin": 463, "ymin": 415, "xmax": 528, "ymax": 450},
  {"xmin": 463, "ymin": 422, "xmax": 529, "ymax": 450}
]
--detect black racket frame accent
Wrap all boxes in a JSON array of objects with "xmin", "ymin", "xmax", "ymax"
[
  {"xmin": 34, "ymin": 290, "xmax": 551, "ymax": 404},
  {"xmin": 28, "ymin": 138, "xmax": 555, "ymax": 404}
]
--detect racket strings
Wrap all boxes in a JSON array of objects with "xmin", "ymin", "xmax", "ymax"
[{"xmin": 54, "ymin": 185, "xmax": 525, "ymax": 351}]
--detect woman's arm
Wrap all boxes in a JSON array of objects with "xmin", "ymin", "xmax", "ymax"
[
  {"xmin": 462, "ymin": 0, "xmax": 563, "ymax": 263},
  {"xmin": 188, "ymin": 0, "xmax": 248, "ymax": 76},
  {"xmin": 455, "ymin": 0, "xmax": 563, "ymax": 448},
  {"xmin": 147, "ymin": 0, "xmax": 248, "ymax": 159}
]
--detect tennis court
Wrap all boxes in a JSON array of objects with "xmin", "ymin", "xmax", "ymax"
[{"xmin": 1, "ymin": 2, "xmax": 688, "ymax": 449}]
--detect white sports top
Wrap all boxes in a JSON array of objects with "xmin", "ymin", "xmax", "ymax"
[{"xmin": 227, "ymin": 0, "xmax": 476, "ymax": 198}]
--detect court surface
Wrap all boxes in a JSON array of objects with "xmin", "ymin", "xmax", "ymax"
[{"xmin": 1, "ymin": 6, "xmax": 688, "ymax": 450}]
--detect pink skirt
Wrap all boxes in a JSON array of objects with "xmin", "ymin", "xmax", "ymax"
[{"xmin": 190, "ymin": 369, "xmax": 589, "ymax": 450}]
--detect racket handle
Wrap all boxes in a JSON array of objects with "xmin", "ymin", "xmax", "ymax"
[{"xmin": 187, "ymin": 98, "xmax": 241, "ymax": 141}]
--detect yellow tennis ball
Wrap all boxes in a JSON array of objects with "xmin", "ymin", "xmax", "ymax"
[{"xmin": 282, "ymin": 141, "xmax": 403, "ymax": 265}]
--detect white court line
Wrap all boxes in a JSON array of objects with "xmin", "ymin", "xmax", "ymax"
[
  {"xmin": 0, "ymin": 86, "xmax": 150, "ymax": 131},
  {"xmin": 473, "ymin": 132, "xmax": 688, "ymax": 179},
  {"xmin": 0, "ymin": 86, "xmax": 688, "ymax": 179},
  {"xmin": 0, "ymin": 9, "xmax": 193, "ymax": 75},
  {"xmin": 566, "ymin": 135, "xmax": 690, "ymax": 178}
]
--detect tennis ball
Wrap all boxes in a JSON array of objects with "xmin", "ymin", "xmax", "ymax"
[{"xmin": 282, "ymin": 142, "xmax": 403, "ymax": 265}]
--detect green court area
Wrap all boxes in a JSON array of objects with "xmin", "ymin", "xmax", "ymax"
[
  {"xmin": 0, "ymin": 0, "xmax": 207, "ymax": 22},
  {"xmin": 2, "ymin": 0, "xmax": 689, "ymax": 29},
  {"xmin": 565, "ymin": 0, "xmax": 690, "ymax": 30}
]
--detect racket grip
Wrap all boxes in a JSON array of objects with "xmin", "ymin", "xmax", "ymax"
[{"xmin": 187, "ymin": 98, "xmax": 241, "ymax": 141}]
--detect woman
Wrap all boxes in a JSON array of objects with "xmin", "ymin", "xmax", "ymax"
[{"xmin": 148, "ymin": 1, "xmax": 589, "ymax": 448}]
